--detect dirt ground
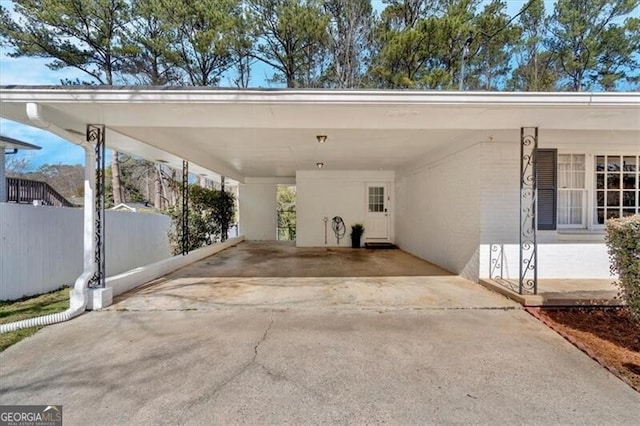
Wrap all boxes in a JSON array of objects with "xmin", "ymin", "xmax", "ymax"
[{"xmin": 531, "ymin": 308, "xmax": 640, "ymax": 392}]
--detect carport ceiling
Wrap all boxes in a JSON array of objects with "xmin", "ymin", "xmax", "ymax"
[{"xmin": 1, "ymin": 88, "xmax": 638, "ymax": 181}]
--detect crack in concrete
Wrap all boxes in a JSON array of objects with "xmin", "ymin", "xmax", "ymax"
[
  {"xmin": 252, "ymin": 315, "xmax": 274, "ymax": 362},
  {"xmin": 181, "ymin": 313, "xmax": 275, "ymax": 413}
]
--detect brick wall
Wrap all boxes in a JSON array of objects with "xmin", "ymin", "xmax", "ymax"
[{"xmin": 396, "ymin": 143, "xmax": 482, "ymax": 281}]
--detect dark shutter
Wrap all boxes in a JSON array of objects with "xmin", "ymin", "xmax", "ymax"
[{"xmin": 537, "ymin": 149, "xmax": 557, "ymax": 230}]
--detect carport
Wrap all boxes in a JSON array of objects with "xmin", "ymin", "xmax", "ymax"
[{"xmin": 1, "ymin": 87, "xmax": 638, "ymax": 313}]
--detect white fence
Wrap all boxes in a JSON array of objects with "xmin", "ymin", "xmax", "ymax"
[{"xmin": 0, "ymin": 203, "xmax": 172, "ymax": 300}]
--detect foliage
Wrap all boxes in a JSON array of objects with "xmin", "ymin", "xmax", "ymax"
[
  {"xmin": 248, "ymin": 0, "xmax": 330, "ymax": 87},
  {"xmin": 605, "ymin": 214, "xmax": 640, "ymax": 322},
  {"xmin": 104, "ymin": 153, "xmax": 157, "ymax": 207},
  {"xmin": 169, "ymin": 184, "xmax": 236, "ymax": 255},
  {"xmin": 0, "ymin": 0, "xmax": 129, "ymax": 85},
  {"xmin": 322, "ymin": 0, "xmax": 373, "ymax": 88},
  {"xmin": 548, "ymin": 0, "xmax": 640, "ymax": 91},
  {"xmin": 465, "ymin": 0, "xmax": 521, "ymax": 90},
  {"xmin": 277, "ymin": 185, "xmax": 296, "ymax": 241},
  {"xmin": 2, "ymin": 0, "xmax": 639, "ymax": 91},
  {"xmin": 350, "ymin": 223, "xmax": 364, "ymax": 239},
  {"xmin": 119, "ymin": 0, "xmax": 183, "ymax": 85},
  {"xmin": 5, "ymin": 155, "xmax": 33, "ymax": 177},
  {"xmin": 508, "ymin": 0, "xmax": 559, "ymax": 91},
  {"xmin": 165, "ymin": 0, "xmax": 243, "ymax": 86},
  {"xmin": 369, "ymin": 0, "xmax": 520, "ymax": 90}
]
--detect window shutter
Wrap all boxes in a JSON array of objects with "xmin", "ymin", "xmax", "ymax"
[{"xmin": 537, "ymin": 149, "xmax": 557, "ymax": 230}]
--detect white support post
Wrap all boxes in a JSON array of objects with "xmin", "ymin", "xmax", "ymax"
[
  {"xmin": 83, "ymin": 132, "xmax": 112, "ymax": 309},
  {"xmin": 84, "ymin": 145, "xmax": 96, "ymax": 268},
  {"xmin": 0, "ymin": 150, "xmax": 6, "ymax": 202}
]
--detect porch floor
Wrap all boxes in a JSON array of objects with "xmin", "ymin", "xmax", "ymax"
[
  {"xmin": 111, "ymin": 241, "xmax": 517, "ymax": 311},
  {"xmin": 479, "ymin": 278, "xmax": 620, "ymax": 307}
]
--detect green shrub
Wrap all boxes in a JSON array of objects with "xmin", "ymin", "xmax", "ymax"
[
  {"xmin": 605, "ymin": 214, "xmax": 640, "ymax": 322},
  {"xmin": 168, "ymin": 185, "xmax": 236, "ymax": 255},
  {"xmin": 351, "ymin": 223, "xmax": 364, "ymax": 239}
]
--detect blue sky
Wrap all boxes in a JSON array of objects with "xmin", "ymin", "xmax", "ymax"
[{"xmin": 0, "ymin": 0, "xmax": 635, "ymax": 170}]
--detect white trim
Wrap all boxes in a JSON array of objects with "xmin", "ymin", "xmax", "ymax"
[
  {"xmin": 365, "ymin": 182, "xmax": 391, "ymax": 241},
  {"xmin": 557, "ymin": 153, "xmax": 587, "ymax": 229},
  {"xmin": 2, "ymin": 87, "xmax": 639, "ymax": 106},
  {"xmin": 555, "ymin": 149, "xmax": 639, "ymax": 232}
]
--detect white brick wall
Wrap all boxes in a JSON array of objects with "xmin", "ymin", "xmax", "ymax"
[
  {"xmin": 395, "ymin": 144, "xmax": 482, "ymax": 281},
  {"xmin": 477, "ymin": 141, "xmax": 613, "ymax": 279},
  {"xmin": 479, "ymin": 243, "xmax": 612, "ymax": 279},
  {"xmin": 396, "ymin": 140, "xmax": 617, "ymax": 281}
]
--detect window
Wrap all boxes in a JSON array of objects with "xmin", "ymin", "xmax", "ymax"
[
  {"xmin": 558, "ymin": 154, "xmax": 586, "ymax": 227},
  {"xmin": 368, "ymin": 186, "xmax": 385, "ymax": 212},
  {"xmin": 541, "ymin": 153, "xmax": 639, "ymax": 231},
  {"xmin": 595, "ymin": 155, "xmax": 639, "ymax": 225}
]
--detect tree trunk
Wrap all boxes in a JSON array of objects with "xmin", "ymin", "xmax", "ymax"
[
  {"xmin": 154, "ymin": 165, "xmax": 163, "ymax": 209},
  {"xmin": 111, "ymin": 151, "xmax": 124, "ymax": 204}
]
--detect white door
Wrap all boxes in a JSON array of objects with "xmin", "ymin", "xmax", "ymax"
[{"xmin": 365, "ymin": 183, "xmax": 389, "ymax": 240}]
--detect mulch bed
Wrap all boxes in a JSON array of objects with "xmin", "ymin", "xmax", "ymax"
[{"xmin": 527, "ymin": 307, "xmax": 640, "ymax": 392}]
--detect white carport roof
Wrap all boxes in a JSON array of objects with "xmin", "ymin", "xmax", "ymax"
[{"xmin": 1, "ymin": 87, "xmax": 638, "ymax": 183}]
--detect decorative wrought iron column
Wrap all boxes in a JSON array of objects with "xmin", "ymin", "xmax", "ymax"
[
  {"xmin": 87, "ymin": 125, "xmax": 106, "ymax": 288},
  {"xmin": 489, "ymin": 244, "xmax": 504, "ymax": 280},
  {"xmin": 220, "ymin": 175, "xmax": 227, "ymax": 242},
  {"xmin": 181, "ymin": 160, "xmax": 189, "ymax": 255},
  {"xmin": 520, "ymin": 127, "xmax": 538, "ymax": 295}
]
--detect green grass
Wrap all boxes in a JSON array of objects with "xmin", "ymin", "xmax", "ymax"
[{"xmin": 0, "ymin": 287, "xmax": 70, "ymax": 352}]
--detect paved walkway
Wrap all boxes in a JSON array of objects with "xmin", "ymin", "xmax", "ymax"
[
  {"xmin": 481, "ymin": 278, "xmax": 620, "ymax": 307},
  {"xmin": 1, "ymin": 242, "xmax": 638, "ymax": 424}
]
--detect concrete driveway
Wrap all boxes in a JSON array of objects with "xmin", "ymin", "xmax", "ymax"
[
  {"xmin": 1, "ymin": 242, "xmax": 639, "ymax": 424},
  {"xmin": 109, "ymin": 242, "xmax": 516, "ymax": 311}
]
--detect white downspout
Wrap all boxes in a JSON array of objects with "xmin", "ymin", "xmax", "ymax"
[{"xmin": 0, "ymin": 103, "xmax": 94, "ymax": 333}]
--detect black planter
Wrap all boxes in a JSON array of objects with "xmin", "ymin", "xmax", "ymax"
[{"xmin": 351, "ymin": 235, "xmax": 361, "ymax": 248}]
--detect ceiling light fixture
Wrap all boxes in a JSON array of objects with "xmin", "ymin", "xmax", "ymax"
[
  {"xmin": 316, "ymin": 135, "xmax": 327, "ymax": 144},
  {"xmin": 316, "ymin": 162, "xmax": 324, "ymax": 169}
]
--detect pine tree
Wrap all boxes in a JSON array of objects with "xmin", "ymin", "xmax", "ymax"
[
  {"xmin": 1, "ymin": 0, "xmax": 130, "ymax": 203},
  {"xmin": 548, "ymin": 0, "xmax": 640, "ymax": 91},
  {"xmin": 322, "ymin": 0, "xmax": 374, "ymax": 88},
  {"xmin": 508, "ymin": 0, "xmax": 559, "ymax": 91},
  {"xmin": 247, "ymin": 0, "xmax": 330, "ymax": 88}
]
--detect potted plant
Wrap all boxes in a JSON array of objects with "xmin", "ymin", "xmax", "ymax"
[{"xmin": 351, "ymin": 224, "xmax": 365, "ymax": 248}]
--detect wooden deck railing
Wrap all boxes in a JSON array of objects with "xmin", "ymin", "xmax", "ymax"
[{"xmin": 6, "ymin": 177, "xmax": 74, "ymax": 207}]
